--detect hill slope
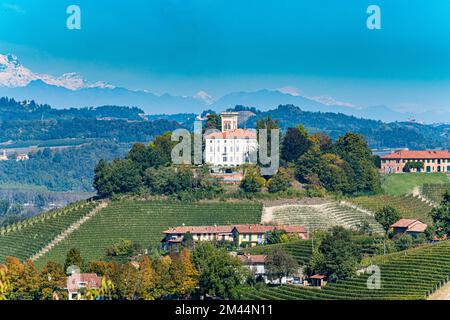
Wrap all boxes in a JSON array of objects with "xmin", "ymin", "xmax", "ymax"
[
  {"xmin": 242, "ymin": 240, "xmax": 450, "ymax": 300},
  {"xmin": 35, "ymin": 200, "xmax": 262, "ymax": 266}
]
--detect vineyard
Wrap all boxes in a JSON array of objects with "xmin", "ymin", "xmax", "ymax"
[
  {"xmin": 422, "ymin": 183, "xmax": 450, "ymax": 205},
  {"xmin": 350, "ymin": 195, "xmax": 433, "ymax": 224},
  {"xmin": 0, "ymin": 201, "xmax": 97, "ymax": 263},
  {"xmin": 36, "ymin": 200, "xmax": 262, "ymax": 266},
  {"xmin": 241, "ymin": 240, "xmax": 450, "ymax": 300},
  {"xmin": 267, "ymin": 202, "xmax": 384, "ymax": 234}
]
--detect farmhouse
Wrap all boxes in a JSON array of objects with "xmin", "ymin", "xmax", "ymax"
[
  {"xmin": 391, "ymin": 219, "xmax": 427, "ymax": 236},
  {"xmin": 380, "ymin": 150, "xmax": 450, "ymax": 173},
  {"xmin": 232, "ymin": 224, "xmax": 308, "ymax": 247},
  {"xmin": 238, "ymin": 253, "xmax": 267, "ymax": 279},
  {"xmin": 204, "ymin": 112, "xmax": 258, "ymax": 167},
  {"xmin": 66, "ymin": 273, "xmax": 102, "ymax": 300},
  {"xmin": 162, "ymin": 224, "xmax": 308, "ymax": 250}
]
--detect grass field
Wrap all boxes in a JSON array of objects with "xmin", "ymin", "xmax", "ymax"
[
  {"xmin": 351, "ymin": 194, "xmax": 433, "ymax": 224},
  {"xmin": 382, "ymin": 173, "xmax": 449, "ymax": 196},
  {"xmin": 35, "ymin": 200, "xmax": 262, "ymax": 267},
  {"xmin": 241, "ymin": 240, "xmax": 450, "ymax": 300}
]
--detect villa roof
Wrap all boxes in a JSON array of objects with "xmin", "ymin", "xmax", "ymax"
[
  {"xmin": 205, "ymin": 129, "xmax": 257, "ymax": 139},
  {"xmin": 381, "ymin": 150, "xmax": 450, "ymax": 160},
  {"xmin": 232, "ymin": 224, "xmax": 308, "ymax": 234}
]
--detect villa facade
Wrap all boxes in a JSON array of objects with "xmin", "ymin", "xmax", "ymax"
[
  {"xmin": 204, "ymin": 112, "xmax": 258, "ymax": 167},
  {"xmin": 380, "ymin": 150, "xmax": 450, "ymax": 174}
]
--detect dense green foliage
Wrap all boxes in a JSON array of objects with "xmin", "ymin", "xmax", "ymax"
[
  {"xmin": 0, "ymin": 142, "xmax": 129, "ymax": 192},
  {"xmin": 429, "ymin": 191, "xmax": 450, "ymax": 238},
  {"xmin": 193, "ymin": 242, "xmax": 247, "ymax": 299},
  {"xmin": 307, "ymin": 227, "xmax": 360, "ymax": 280}
]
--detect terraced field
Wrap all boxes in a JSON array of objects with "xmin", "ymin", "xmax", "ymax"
[
  {"xmin": 242, "ymin": 240, "xmax": 450, "ymax": 300},
  {"xmin": 422, "ymin": 183, "xmax": 450, "ymax": 205},
  {"xmin": 36, "ymin": 200, "xmax": 262, "ymax": 266},
  {"xmin": 268, "ymin": 202, "xmax": 384, "ymax": 234},
  {"xmin": 0, "ymin": 201, "xmax": 97, "ymax": 263},
  {"xmin": 245, "ymin": 240, "xmax": 312, "ymax": 265},
  {"xmin": 351, "ymin": 195, "xmax": 433, "ymax": 224}
]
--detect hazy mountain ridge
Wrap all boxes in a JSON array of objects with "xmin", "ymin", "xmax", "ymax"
[{"xmin": 1, "ymin": 53, "xmax": 448, "ymax": 123}]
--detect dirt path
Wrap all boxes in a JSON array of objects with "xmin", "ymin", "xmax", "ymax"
[{"xmin": 428, "ymin": 281, "xmax": 450, "ymax": 300}]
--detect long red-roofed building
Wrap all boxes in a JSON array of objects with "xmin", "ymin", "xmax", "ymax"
[{"xmin": 380, "ymin": 150, "xmax": 450, "ymax": 173}]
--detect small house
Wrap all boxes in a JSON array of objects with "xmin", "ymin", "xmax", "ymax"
[
  {"xmin": 391, "ymin": 219, "xmax": 427, "ymax": 236},
  {"xmin": 309, "ymin": 274, "xmax": 327, "ymax": 287},
  {"xmin": 67, "ymin": 273, "xmax": 102, "ymax": 300}
]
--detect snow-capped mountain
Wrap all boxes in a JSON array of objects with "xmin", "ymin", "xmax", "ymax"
[
  {"xmin": 0, "ymin": 53, "xmax": 114, "ymax": 90},
  {"xmin": 0, "ymin": 53, "xmax": 447, "ymax": 122}
]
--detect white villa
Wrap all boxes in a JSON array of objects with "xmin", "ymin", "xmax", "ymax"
[{"xmin": 204, "ymin": 112, "xmax": 257, "ymax": 167}]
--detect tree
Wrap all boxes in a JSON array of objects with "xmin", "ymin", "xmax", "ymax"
[
  {"xmin": 0, "ymin": 265, "xmax": 11, "ymax": 300},
  {"xmin": 193, "ymin": 242, "xmax": 246, "ymax": 299},
  {"xmin": 267, "ymin": 168, "xmax": 292, "ymax": 193},
  {"xmin": 429, "ymin": 190, "xmax": 450, "ymax": 238},
  {"xmin": 265, "ymin": 247, "xmax": 298, "ymax": 283},
  {"xmin": 205, "ymin": 114, "xmax": 222, "ymax": 132},
  {"xmin": 93, "ymin": 159, "xmax": 143, "ymax": 198},
  {"xmin": 333, "ymin": 132, "xmax": 381, "ymax": 194},
  {"xmin": 266, "ymin": 229, "xmax": 289, "ymax": 244},
  {"xmin": 64, "ymin": 248, "xmax": 84, "ymax": 274},
  {"xmin": 240, "ymin": 167, "xmax": 265, "ymax": 193},
  {"xmin": 169, "ymin": 249, "xmax": 198, "ymax": 297},
  {"xmin": 39, "ymin": 261, "xmax": 66, "ymax": 300},
  {"xmin": 281, "ymin": 125, "xmax": 313, "ymax": 162},
  {"xmin": 375, "ymin": 206, "xmax": 401, "ymax": 237},
  {"xmin": 375, "ymin": 206, "xmax": 401, "ymax": 255},
  {"xmin": 307, "ymin": 226, "xmax": 360, "ymax": 280},
  {"xmin": 403, "ymin": 161, "xmax": 424, "ymax": 173}
]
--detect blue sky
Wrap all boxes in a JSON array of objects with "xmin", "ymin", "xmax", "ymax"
[{"xmin": 1, "ymin": 0, "xmax": 450, "ymax": 113}]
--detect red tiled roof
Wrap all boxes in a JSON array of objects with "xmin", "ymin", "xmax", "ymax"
[
  {"xmin": 205, "ymin": 129, "xmax": 257, "ymax": 139},
  {"xmin": 310, "ymin": 274, "xmax": 327, "ymax": 279},
  {"xmin": 233, "ymin": 224, "xmax": 276, "ymax": 234},
  {"xmin": 238, "ymin": 254, "xmax": 267, "ymax": 264},
  {"xmin": 233, "ymin": 224, "xmax": 308, "ymax": 234},
  {"xmin": 381, "ymin": 150, "xmax": 450, "ymax": 160},
  {"xmin": 391, "ymin": 219, "xmax": 427, "ymax": 232},
  {"xmin": 67, "ymin": 273, "xmax": 102, "ymax": 292},
  {"xmin": 164, "ymin": 224, "xmax": 308, "ymax": 236},
  {"xmin": 163, "ymin": 225, "xmax": 234, "ymax": 234},
  {"xmin": 282, "ymin": 226, "xmax": 308, "ymax": 234}
]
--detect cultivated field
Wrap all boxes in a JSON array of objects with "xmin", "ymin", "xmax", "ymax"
[
  {"xmin": 422, "ymin": 183, "xmax": 450, "ymax": 205},
  {"xmin": 0, "ymin": 201, "xmax": 97, "ymax": 263},
  {"xmin": 265, "ymin": 202, "xmax": 384, "ymax": 234},
  {"xmin": 381, "ymin": 173, "xmax": 449, "ymax": 196},
  {"xmin": 241, "ymin": 240, "xmax": 450, "ymax": 300},
  {"xmin": 36, "ymin": 200, "xmax": 262, "ymax": 266},
  {"xmin": 351, "ymin": 194, "xmax": 433, "ymax": 224}
]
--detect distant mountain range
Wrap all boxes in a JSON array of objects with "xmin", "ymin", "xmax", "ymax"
[{"xmin": 0, "ymin": 53, "xmax": 448, "ymax": 124}]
